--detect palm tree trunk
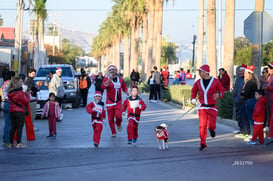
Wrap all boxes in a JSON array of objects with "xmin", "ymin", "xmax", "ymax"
[
  {"xmin": 130, "ymin": 26, "xmax": 138, "ymax": 71},
  {"xmin": 142, "ymin": 12, "xmax": 148, "ymax": 80},
  {"xmin": 154, "ymin": 0, "xmax": 163, "ymax": 70},
  {"xmin": 196, "ymin": 0, "xmax": 204, "ymax": 79},
  {"xmin": 206, "ymin": 0, "xmax": 217, "ymax": 77},
  {"xmin": 123, "ymin": 35, "xmax": 130, "ymax": 78},
  {"xmin": 223, "ymin": 0, "xmax": 235, "ymax": 89},
  {"xmin": 251, "ymin": 0, "xmax": 264, "ymax": 75},
  {"xmin": 115, "ymin": 39, "xmax": 120, "ymax": 71}
]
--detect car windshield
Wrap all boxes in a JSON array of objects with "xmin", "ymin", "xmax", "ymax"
[{"xmin": 36, "ymin": 67, "xmax": 73, "ymax": 77}]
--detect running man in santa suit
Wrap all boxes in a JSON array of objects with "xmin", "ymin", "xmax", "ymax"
[
  {"xmin": 101, "ymin": 64, "xmax": 129, "ymax": 137},
  {"xmin": 191, "ymin": 64, "xmax": 225, "ymax": 151}
]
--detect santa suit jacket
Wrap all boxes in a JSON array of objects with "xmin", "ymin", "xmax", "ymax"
[
  {"xmin": 86, "ymin": 101, "xmax": 106, "ymax": 124},
  {"xmin": 101, "ymin": 76, "xmax": 128, "ymax": 109},
  {"xmin": 191, "ymin": 77, "xmax": 225, "ymax": 112},
  {"xmin": 252, "ymin": 96, "xmax": 267, "ymax": 124},
  {"xmin": 122, "ymin": 96, "xmax": 146, "ymax": 123}
]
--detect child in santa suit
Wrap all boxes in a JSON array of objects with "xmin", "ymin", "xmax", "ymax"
[
  {"xmin": 122, "ymin": 85, "xmax": 146, "ymax": 144},
  {"xmin": 86, "ymin": 91, "xmax": 106, "ymax": 148},
  {"xmin": 191, "ymin": 64, "xmax": 225, "ymax": 151},
  {"xmin": 247, "ymin": 89, "xmax": 267, "ymax": 145},
  {"xmin": 101, "ymin": 64, "xmax": 129, "ymax": 137}
]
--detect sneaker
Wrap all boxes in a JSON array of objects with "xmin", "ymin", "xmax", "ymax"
[
  {"xmin": 117, "ymin": 126, "xmax": 122, "ymax": 132},
  {"xmin": 52, "ymin": 134, "xmax": 56, "ymax": 137},
  {"xmin": 199, "ymin": 144, "xmax": 207, "ymax": 151},
  {"xmin": 247, "ymin": 141, "xmax": 257, "ymax": 145},
  {"xmin": 132, "ymin": 138, "xmax": 137, "ymax": 143},
  {"xmin": 128, "ymin": 140, "xmax": 132, "ymax": 144},
  {"xmin": 111, "ymin": 134, "xmax": 116, "ymax": 137},
  {"xmin": 209, "ymin": 130, "xmax": 216, "ymax": 138},
  {"xmin": 94, "ymin": 143, "xmax": 99, "ymax": 148},
  {"xmin": 7, "ymin": 143, "xmax": 15, "ymax": 148},
  {"xmin": 33, "ymin": 127, "xmax": 39, "ymax": 132},
  {"xmin": 233, "ymin": 130, "xmax": 240, "ymax": 134},
  {"xmin": 244, "ymin": 136, "xmax": 252, "ymax": 142},
  {"xmin": 235, "ymin": 134, "xmax": 249, "ymax": 139},
  {"xmin": 2, "ymin": 142, "xmax": 9, "ymax": 147},
  {"xmin": 46, "ymin": 135, "xmax": 53, "ymax": 138},
  {"xmin": 16, "ymin": 143, "xmax": 27, "ymax": 148}
]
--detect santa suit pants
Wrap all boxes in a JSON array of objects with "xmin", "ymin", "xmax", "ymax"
[
  {"xmin": 107, "ymin": 107, "xmax": 122, "ymax": 134},
  {"xmin": 92, "ymin": 122, "xmax": 103, "ymax": 144},
  {"xmin": 268, "ymin": 107, "xmax": 273, "ymax": 139},
  {"xmin": 251, "ymin": 123, "xmax": 264, "ymax": 144},
  {"xmin": 127, "ymin": 117, "xmax": 139, "ymax": 140},
  {"xmin": 198, "ymin": 109, "xmax": 217, "ymax": 147},
  {"xmin": 48, "ymin": 115, "xmax": 57, "ymax": 135}
]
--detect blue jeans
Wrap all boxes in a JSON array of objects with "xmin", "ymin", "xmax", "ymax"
[
  {"xmin": 2, "ymin": 102, "xmax": 11, "ymax": 143},
  {"xmin": 239, "ymin": 100, "xmax": 250, "ymax": 134},
  {"xmin": 245, "ymin": 98, "xmax": 256, "ymax": 126}
]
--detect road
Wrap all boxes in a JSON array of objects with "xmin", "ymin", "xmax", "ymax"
[{"xmin": 0, "ymin": 85, "xmax": 273, "ymax": 181}]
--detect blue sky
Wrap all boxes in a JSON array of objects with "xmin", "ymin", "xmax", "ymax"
[{"xmin": 1, "ymin": 0, "xmax": 273, "ymax": 44}]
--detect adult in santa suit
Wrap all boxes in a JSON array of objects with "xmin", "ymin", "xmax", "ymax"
[
  {"xmin": 101, "ymin": 64, "xmax": 129, "ymax": 137},
  {"xmin": 191, "ymin": 64, "xmax": 225, "ymax": 151}
]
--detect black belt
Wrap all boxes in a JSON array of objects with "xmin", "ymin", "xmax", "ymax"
[
  {"xmin": 109, "ymin": 96, "xmax": 121, "ymax": 103},
  {"xmin": 129, "ymin": 113, "xmax": 140, "ymax": 117},
  {"xmin": 201, "ymin": 104, "xmax": 215, "ymax": 107},
  {"xmin": 92, "ymin": 116, "xmax": 101, "ymax": 120}
]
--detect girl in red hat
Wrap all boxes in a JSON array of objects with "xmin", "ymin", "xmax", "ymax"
[{"xmin": 86, "ymin": 91, "xmax": 106, "ymax": 147}]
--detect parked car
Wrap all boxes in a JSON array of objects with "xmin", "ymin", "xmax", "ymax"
[{"xmin": 34, "ymin": 64, "xmax": 81, "ymax": 117}]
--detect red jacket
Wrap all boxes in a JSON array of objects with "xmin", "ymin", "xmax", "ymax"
[
  {"xmin": 86, "ymin": 101, "xmax": 106, "ymax": 124},
  {"xmin": 122, "ymin": 96, "xmax": 146, "ymax": 123},
  {"xmin": 8, "ymin": 87, "xmax": 30, "ymax": 113},
  {"xmin": 218, "ymin": 73, "xmax": 230, "ymax": 91},
  {"xmin": 101, "ymin": 76, "xmax": 128, "ymax": 109},
  {"xmin": 191, "ymin": 77, "xmax": 225, "ymax": 111},
  {"xmin": 252, "ymin": 96, "xmax": 267, "ymax": 123}
]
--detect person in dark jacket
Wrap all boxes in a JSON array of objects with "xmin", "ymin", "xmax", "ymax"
[
  {"xmin": 2, "ymin": 65, "xmax": 10, "ymax": 81},
  {"xmin": 130, "ymin": 69, "xmax": 140, "ymax": 85},
  {"xmin": 95, "ymin": 71, "xmax": 104, "ymax": 94},
  {"xmin": 8, "ymin": 77, "xmax": 30, "ymax": 148}
]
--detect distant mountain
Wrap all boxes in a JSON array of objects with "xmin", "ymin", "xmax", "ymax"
[
  {"xmin": 61, "ymin": 28, "xmax": 96, "ymax": 53},
  {"xmin": 176, "ymin": 43, "xmax": 194, "ymax": 63}
]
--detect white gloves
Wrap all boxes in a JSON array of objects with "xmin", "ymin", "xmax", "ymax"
[{"xmin": 191, "ymin": 99, "xmax": 197, "ymax": 105}]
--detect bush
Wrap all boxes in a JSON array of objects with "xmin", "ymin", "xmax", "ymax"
[
  {"xmin": 169, "ymin": 85, "xmax": 192, "ymax": 106},
  {"xmin": 123, "ymin": 77, "xmax": 132, "ymax": 88},
  {"xmin": 217, "ymin": 91, "xmax": 234, "ymax": 119},
  {"xmin": 162, "ymin": 89, "xmax": 172, "ymax": 102},
  {"xmin": 138, "ymin": 82, "xmax": 149, "ymax": 93}
]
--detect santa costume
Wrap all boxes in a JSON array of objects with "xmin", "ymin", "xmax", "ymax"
[
  {"xmin": 122, "ymin": 90, "xmax": 146, "ymax": 143},
  {"xmin": 191, "ymin": 64, "xmax": 225, "ymax": 150},
  {"xmin": 86, "ymin": 91, "xmax": 106, "ymax": 146},
  {"xmin": 101, "ymin": 65, "xmax": 128, "ymax": 136}
]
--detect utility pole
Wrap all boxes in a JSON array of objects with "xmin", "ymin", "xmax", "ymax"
[
  {"xmin": 14, "ymin": 0, "xmax": 23, "ymax": 74},
  {"xmin": 218, "ymin": 0, "xmax": 223, "ymax": 70},
  {"xmin": 192, "ymin": 35, "xmax": 197, "ymax": 75}
]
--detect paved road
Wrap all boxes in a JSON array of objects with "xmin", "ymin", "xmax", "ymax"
[{"xmin": 0, "ymin": 85, "xmax": 273, "ymax": 181}]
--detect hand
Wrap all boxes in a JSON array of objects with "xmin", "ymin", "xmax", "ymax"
[
  {"xmin": 213, "ymin": 93, "xmax": 220, "ymax": 100},
  {"xmin": 126, "ymin": 91, "xmax": 129, "ymax": 96},
  {"xmin": 191, "ymin": 99, "xmax": 196, "ymax": 105}
]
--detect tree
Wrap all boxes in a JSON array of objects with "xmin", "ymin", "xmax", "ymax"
[
  {"xmin": 161, "ymin": 38, "xmax": 178, "ymax": 66},
  {"xmin": 0, "ymin": 15, "xmax": 3, "ymax": 26}
]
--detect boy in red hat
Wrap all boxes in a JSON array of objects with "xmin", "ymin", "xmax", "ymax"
[
  {"xmin": 86, "ymin": 91, "xmax": 106, "ymax": 147},
  {"xmin": 101, "ymin": 64, "xmax": 129, "ymax": 137},
  {"xmin": 122, "ymin": 85, "xmax": 146, "ymax": 144},
  {"xmin": 191, "ymin": 64, "xmax": 225, "ymax": 151}
]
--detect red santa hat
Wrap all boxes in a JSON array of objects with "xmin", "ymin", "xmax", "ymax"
[
  {"xmin": 107, "ymin": 64, "xmax": 117, "ymax": 71},
  {"xmin": 245, "ymin": 65, "xmax": 255, "ymax": 74},
  {"xmin": 198, "ymin": 64, "xmax": 210, "ymax": 74},
  {"xmin": 94, "ymin": 91, "xmax": 102, "ymax": 97},
  {"xmin": 240, "ymin": 63, "xmax": 247, "ymax": 70},
  {"xmin": 56, "ymin": 67, "xmax": 62, "ymax": 72},
  {"xmin": 268, "ymin": 62, "xmax": 273, "ymax": 69}
]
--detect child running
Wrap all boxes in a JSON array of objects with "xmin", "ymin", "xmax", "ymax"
[
  {"xmin": 122, "ymin": 85, "xmax": 146, "ymax": 144},
  {"xmin": 86, "ymin": 91, "xmax": 106, "ymax": 148},
  {"xmin": 41, "ymin": 93, "xmax": 61, "ymax": 138},
  {"xmin": 247, "ymin": 89, "xmax": 267, "ymax": 145}
]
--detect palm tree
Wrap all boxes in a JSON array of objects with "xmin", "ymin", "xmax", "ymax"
[
  {"xmin": 223, "ymin": 0, "xmax": 235, "ymax": 88},
  {"xmin": 251, "ymin": 0, "xmax": 264, "ymax": 75},
  {"xmin": 206, "ymin": 0, "xmax": 216, "ymax": 76},
  {"xmin": 196, "ymin": 0, "xmax": 204, "ymax": 79}
]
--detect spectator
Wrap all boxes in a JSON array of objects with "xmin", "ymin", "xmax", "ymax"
[
  {"xmin": 179, "ymin": 68, "xmax": 186, "ymax": 85},
  {"xmin": 24, "ymin": 68, "xmax": 39, "ymax": 132},
  {"xmin": 50, "ymin": 67, "xmax": 65, "ymax": 108},
  {"xmin": 186, "ymin": 69, "xmax": 192, "ymax": 79},
  {"xmin": 218, "ymin": 68, "xmax": 230, "ymax": 91},
  {"xmin": 2, "ymin": 65, "xmax": 10, "ymax": 81},
  {"xmin": 147, "ymin": 71, "xmax": 155, "ymax": 101},
  {"xmin": 263, "ymin": 62, "xmax": 273, "ymax": 138},
  {"xmin": 260, "ymin": 67, "xmax": 269, "ymax": 89},
  {"xmin": 8, "ymin": 77, "xmax": 30, "ymax": 148},
  {"xmin": 79, "ymin": 68, "xmax": 91, "ymax": 107},
  {"xmin": 173, "ymin": 71, "xmax": 180, "ymax": 84},
  {"xmin": 130, "ymin": 69, "xmax": 140, "ymax": 85},
  {"xmin": 161, "ymin": 66, "xmax": 169, "ymax": 89},
  {"xmin": 95, "ymin": 71, "xmax": 104, "ymax": 94},
  {"xmin": 45, "ymin": 71, "xmax": 54, "ymax": 91},
  {"xmin": 152, "ymin": 66, "xmax": 161, "ymax": 102},
  {"xmin": 238, "ymin": 65, "xmax": 259, "ymax": 141}
]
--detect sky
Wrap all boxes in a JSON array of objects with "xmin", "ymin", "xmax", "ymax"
[{"xmin": 1, "ymin": 0, "xmax": 273, "ymax": 45}]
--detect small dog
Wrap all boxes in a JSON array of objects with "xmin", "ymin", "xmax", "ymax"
[{"xmin": 155, "ymin": 123, "xmax": 169, "ymax": 150}]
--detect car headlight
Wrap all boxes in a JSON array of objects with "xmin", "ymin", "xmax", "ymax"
[{"xmin": 67, "ymin": 81, "xmax": 75, "ymax": 89}]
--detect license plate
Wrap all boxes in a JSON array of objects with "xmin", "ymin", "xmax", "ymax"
[{"xmin": 36, "ymin": 104, "xmax": 40, "ymax": 109}]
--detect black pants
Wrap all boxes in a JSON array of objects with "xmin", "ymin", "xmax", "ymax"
[
  {"xmin": 80, "ymin": 88, "xmax": 88, "ymax": 106},
  {"xmin": 10, "ymin": 112, "xmax": 25, "ymax": 144},
  {"xmin": 149, "ymin": 85, "xmax": 155, "ymax": 100},
  {"xmin": 154, "ymin": 84, "xmax": 161, "ymax": 100},
  {"xmin": 56, "ymin": 96, "xmax": 63, "ymax": 108}
]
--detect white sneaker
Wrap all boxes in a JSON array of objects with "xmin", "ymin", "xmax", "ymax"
[
  {"xmin": 233, "ymin": 130, "xmax": 240, "ymax": 134},
  {"xmin": 16, "ymin": 143, "xmax": 27, "ymax": 148}
]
